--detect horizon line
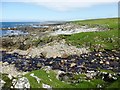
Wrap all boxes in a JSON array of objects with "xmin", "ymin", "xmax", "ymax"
[{"xmin": 1, "ymin": 17, "xmax": 118, "ymax": 22}]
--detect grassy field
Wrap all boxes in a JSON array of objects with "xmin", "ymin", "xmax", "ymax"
[{"xmin": 60, "ymin": 18, "xmax": 119, "ymax": 51}]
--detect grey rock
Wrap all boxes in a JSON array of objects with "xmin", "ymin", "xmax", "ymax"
[
  {"xmin": 14, "ymin": 77, "xmax": 30, "ymax": 88},
  {"xmin": 0, "ymin": 79, "xmax": 6, "ymax": 89}
]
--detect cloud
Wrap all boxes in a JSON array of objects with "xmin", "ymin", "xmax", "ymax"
[{"xmin": 1, "ymin": 0, "xmax": 119, "ymax": 11}]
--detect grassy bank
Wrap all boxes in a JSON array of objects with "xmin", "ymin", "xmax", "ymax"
[
  {"xmin": 71, "ymin": 18, "xmax": 118, "ymax": 29},
  {"xmin": 60, "ymin": 18, "xmax": 119, "ymax": 51},
  {"xmin": 24, "ymin": 69, "xmax": 99, "ymax": 88},
  {"xmin": 23, "ymin": 69, "xmax": 120, "ymax": 88}
]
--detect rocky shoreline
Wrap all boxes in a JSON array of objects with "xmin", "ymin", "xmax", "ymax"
[
  {"xmin": 1, "ymin": 23, "xmax": 108, "ymax": 51},
  {"xmin": 1, "ymin": 22, "xmax": 120, "ymax": 89}
]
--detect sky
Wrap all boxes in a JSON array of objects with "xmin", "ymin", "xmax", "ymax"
[{"xmin": 1, "ymin": 0, "xmax": 119, "ymax": 22}]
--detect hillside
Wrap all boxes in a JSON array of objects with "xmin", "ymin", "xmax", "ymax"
[{"xmin": 60, "ymin": 18, "xmax": 119, "ymax": 51}]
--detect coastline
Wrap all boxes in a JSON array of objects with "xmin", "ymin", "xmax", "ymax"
[{"xmin": 1, "ymin": 18, "xmax": 120, "ymax": 89}]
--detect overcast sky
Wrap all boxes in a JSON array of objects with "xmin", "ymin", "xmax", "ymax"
[{"xmin": 1, "ymin": 0, "xmax": 119, "ymax": 22}]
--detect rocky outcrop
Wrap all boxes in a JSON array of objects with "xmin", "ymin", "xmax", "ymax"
[
  {"xmin": 1, "ymin": 36, "xmax": 31, "ymax": 50},
  {"xmin": 13, "ymin": 77, "xmax": 30, "ymax": 88},
  {"xmin": 4, "ymin": 39, "xmax": 89, "ymax": 58},
  {"xmin": 27, "ymin": 40, "xmax": 89, "ymax": 58},
  {"xmin": 50, "ymin": 27, "xmax": 100, "ymax": 35},
  {"xmin": 0, "ymin": 61, "xmax": 27, "ymax": 77}
]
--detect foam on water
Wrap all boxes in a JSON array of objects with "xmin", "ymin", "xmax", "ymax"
[{"xmin": 0, "ymin": 30, "xmax": 28, "ymax": 37}]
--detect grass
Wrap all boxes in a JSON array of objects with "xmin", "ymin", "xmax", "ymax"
[
  {"xmin": 32, "ymin": 36, "xmax": 62, "ymax": 47},
  {"xmin": 1, "ymin": 18, "xmax": 120, "ymax": 88},
  {"xmin": 106, "ymin": 77, "xmax": 120, "ymax": 88},
  {"xmin": 24, "ymin": 69, "xmax": 75, "ymax": 88},
  {"xmin": 24, "ymin": 69, "xmax": 119, "ymax": 88},
  {"xmin": 73, "ymin": 74, "xmax": 86, "ymax": 80},
  {"xmin": 24, "ymin": 18, "xmax": 120, "ymax": 88},
  {"xmin": 60, "ymin": 18, "xmax": 119, "ymax": 51},
  {"xmin": 24, "ymin": 69, "xmax": 102, "ymax": 88},
  {"xmin": 72, "ymin": 18, "xmax": 118, "ymax": 29},
  {"xmin": 98, "ymin": 69, "xmax": 115, "ymax": 74},
  {"xmin": 1, "ymin": 69, "xmax": 119, "ymax": 88},
  {"xmin": 75, "ymin": 79, "xmax": 105, "ymax": 88}
]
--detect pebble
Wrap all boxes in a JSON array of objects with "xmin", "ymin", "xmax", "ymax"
[
  {"xmin": 70, "ymin": 63, "xmax": 76, "ymax": 67},
  {"xmin": 116, "ymin": 57, "xmax": 119, "ymax": 60},
  {"xmin": 105, "ymin": 61, "xmax": 110, "ymax": 65},
  {"xmin": 42, "ymin": 83, "xmax": 52, "ymax": 89},
  {"xmin": 8, "ymin": 74, "xmax": 13, "ymax": 80},
  {"xmin": 100, "ymin": 61, "xmax": 103, "ymax": 64},
  {"xmin": 91, "ymin": 60, "xmax": 95, "ymax": 63}
]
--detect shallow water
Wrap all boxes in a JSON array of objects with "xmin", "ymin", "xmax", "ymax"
[{"xmin": 0, "ymin": 30, "xmax": 28, "ymax": 37}]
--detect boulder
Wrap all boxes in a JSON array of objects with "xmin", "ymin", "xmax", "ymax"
[
  {"xmin": 14, "ymin": 77, "xmax": 30, "ymax": 88},
  {"xmin": 86, "ymin": 70, "xmax": 97, "ymax": 79},
  {"xmin": 56, "ymin": 70, "xmax": 65, "ymax": 80},
  {"xmin": 0, "ymin": 79, "xmax": 6, "ymax": 89}
]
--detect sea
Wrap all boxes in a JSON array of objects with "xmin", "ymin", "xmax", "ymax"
[
  {"xmin": 0, "ymin": 22, "xmax": 42, "ymax": 37},
  {"xmin": 0, "ymin": 21, "xmax": 65, "ymax": 37}
]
